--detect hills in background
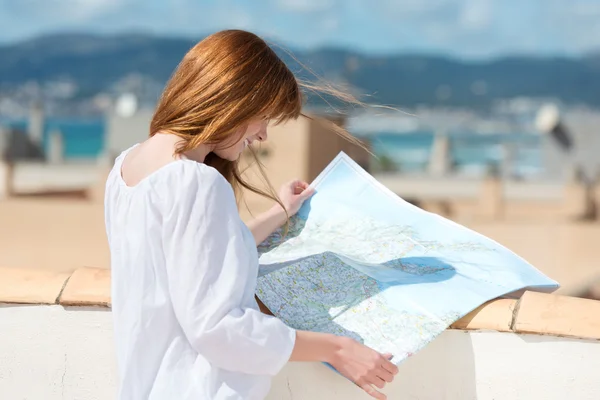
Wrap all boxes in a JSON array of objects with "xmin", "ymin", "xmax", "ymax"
[{"xmin": 1, "ymin": 33, "xmax": 599, "ymax": 114}]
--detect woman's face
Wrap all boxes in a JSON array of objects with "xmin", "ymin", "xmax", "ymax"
[{"xmin": 214, "ymin": 118, "xmax": 269, "ymax": 161}]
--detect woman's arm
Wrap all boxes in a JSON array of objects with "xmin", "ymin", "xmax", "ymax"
[
  {"xmin": 247, "ymin": 179, "xmax": 314, "ymax": 245},
  {"xmin": 246, "ymin": 205, "xmax": 287, "ymax": 245},
  {"xmin": 291, "ymin": 331, "xmax": 398, "ymax": 400},
  {"xmin": 163, "ymin": 166, "xmax": 297, "ymax": 376},
  {"xmin": 256, "ymin": 297, "xmax": 397, "ymax": 399}
]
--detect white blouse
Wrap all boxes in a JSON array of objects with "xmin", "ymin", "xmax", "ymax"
[{"xmin": 104, "ymin": 145, "xmax": 296, "ymax": 399}]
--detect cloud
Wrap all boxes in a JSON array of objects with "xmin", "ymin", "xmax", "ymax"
[
  {"xmin": 321, "ymin": 16, "xmax": 340, "ymax": 32},
  {"xmin": 364, "ymin": 0, "xmax": 599, "ymax": 57},
  {"xmin": 275, "ymin": 0, "xmax": 336, "ymax": 13},
  {"xmin": 227, "ymin": 9, "xmax": 254, "ymax": 30},
  {"xmin": 571, "ymin": 0, "xmax": 600, "ymax": 16},
  {"xmin": 0, "ymin": 0, "xmax": 134, "ymax": 42},
  {"xmin": 459, "ymin": 0, "xmax": 493, "ymax": 31},
  {"xmin": 0, "ymin": 0, "xmax": 128, "ymax": 20},
  {"xmin": 372, "ymin": 0, "xmax": 457, "ymax": 18},
  {"xmin": 59, "ymin": 0, "xmax": 125, "ymax": 20}
]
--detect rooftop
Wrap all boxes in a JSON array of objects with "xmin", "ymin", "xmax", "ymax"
[{"xmin": 1, "ymin": 265, "xmax": 599, "ymax": 341}]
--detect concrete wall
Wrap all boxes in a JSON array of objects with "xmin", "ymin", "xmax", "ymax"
[
  {"xmin": 378, "ymin": 174, "xmax": 592, "ymax": 222},
  {"xmin": 0, "ymin": 162, "xmax": 10, "ymax": 199},
  {"xmin": 11, "ymin": 162, "xmax": 100, "ymax": 194},
  {"xmin": 0, "ymin": 305, "xmax": 117, "ymax": 400},
  {"xmin": 1, "ymin": 304, "xmax": 599, "ymax": 400}
]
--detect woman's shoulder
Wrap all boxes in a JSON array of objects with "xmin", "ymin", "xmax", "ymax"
[{"xmin": 157, "ymin": 159, "xmax": 235, "ymax": 205}]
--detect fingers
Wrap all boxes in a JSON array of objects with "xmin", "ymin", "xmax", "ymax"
[
  {"xmin": 369, "ymin": 375, "xmax": 387, "ymax": 389},
  {"xmin": 359, "ymin": 382, "xmax": 386, "ymax": 400},
  {"xmin": 380, "ymin": 355, "xmax": 398, "ymax": 375},
  {"xmin": 296, "ymin": 180, "xmax": 310, "ymax": 189},
  {"xmin": 363, "ymin": 354, "xmax": 395, "ymax": 398},
  {"xmin": 292, "ymin": 182, "xmax": 305, "ymax": 195},
  {"xmin": 374, "ymin": 353, "xmax": 397, "ymax": 386},
  {"xmin": 290, "ymin": 180, "xmax": 314, "ymax": 198},
  {"xmin": 289, "ymin": 180, "xmax": 310, "ymax": 190},
  {"xmin": 376, "ymin": 368, "xmax": 395, "ymax": 383},
  {"xmin": 301, "ymin": 186, "xmax": 315, "ymax": 199},
  {"xmin": 288, "ymin": 179, "xmax": 309, "ymax": 188}
]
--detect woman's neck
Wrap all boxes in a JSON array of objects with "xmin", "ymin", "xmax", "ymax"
[
  {"xmin": 183, "ymin": 144, "xmax": 213, "ymax": 163},
  {"xmin": 152, "ymin": 132, "xmax": 214, "ymax": 163}
]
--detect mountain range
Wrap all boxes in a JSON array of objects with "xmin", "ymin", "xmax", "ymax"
[{"xmin": 1, "ymin": 33, "xmax": 599, "ymax": 109}]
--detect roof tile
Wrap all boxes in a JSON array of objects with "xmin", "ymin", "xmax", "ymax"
[
  {"xmin": 59, "ymin": 267, "xmax": 111, "ymax": 307},
  {"xmin": 0, "ymin": 267, "xmax": 71, "ymax": 304},
  {"xmin": 451, "ymin": 298, "xmax": 516, "ymax": 332},
  {"xmin": 514, "ymin": 291, "xmax": 600, "ymax": 340}
]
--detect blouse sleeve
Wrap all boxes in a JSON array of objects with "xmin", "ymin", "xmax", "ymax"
[{"xmin": 161, "ymin": 163, "xmax": 296, "ymax": 376}]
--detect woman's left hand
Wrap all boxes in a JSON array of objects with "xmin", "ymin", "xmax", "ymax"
[{"xmin": 278, "ymin": 180, "xmax": 315, "ymax": 216}]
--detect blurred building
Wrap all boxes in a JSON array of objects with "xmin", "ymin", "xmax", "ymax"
[
  {"xmin": 542, "ymin": 107, "xmax": 600, "ymax": 183},
  {"xmin": 0, "ymin": 102, "xmax": 46, "ymax": 163},
  {"xmin": 103, "ymin": 108, "xmax": 155, "ymax": 162}
]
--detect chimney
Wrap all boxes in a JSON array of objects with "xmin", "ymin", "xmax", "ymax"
[
  {"xmin": 28, "ymin": 101, "xmax": 45, "ymax": 146},
  {"xmin": 428, "ymin": 130, "xmax": 450, "ymax": 176},
  {"xmin": 47, "ymin": 129, "xmax": 64, "ymax": 164}
]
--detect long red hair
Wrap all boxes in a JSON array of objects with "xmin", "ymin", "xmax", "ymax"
[{"xmin": 150, "ymin": 29, "xmax": 364, "ymax": 209}]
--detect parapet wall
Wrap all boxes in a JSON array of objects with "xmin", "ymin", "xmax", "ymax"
[{"xmin": 1, "ymin": 266, "xmax": 599, "ymax": 399}]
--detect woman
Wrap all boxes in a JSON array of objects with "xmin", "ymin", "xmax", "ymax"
[{"xmin": 104, "ymin": 29, "xmax": 398, "ymax": 400}]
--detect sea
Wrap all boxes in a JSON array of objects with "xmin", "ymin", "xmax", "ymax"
[
  {"xmin": 369, "ymin": 131, "xmax": 542, "ymax": 176},
  {"xmin": 3, "ymin": 119, "xmax": 543, "ymax": 176},
  {"xmin": 6, "ymin": 118, "xmax": 105, "ymax": 159}
]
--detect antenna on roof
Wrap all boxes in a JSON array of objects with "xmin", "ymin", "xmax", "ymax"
[{"xmin": 535, "ymin": 103, "xmax": 572, "ymax": 151}]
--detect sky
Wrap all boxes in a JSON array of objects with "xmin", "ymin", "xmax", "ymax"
[{"xmin": 0, "ymin": 0, "xmax": 599, "ymax": 59}]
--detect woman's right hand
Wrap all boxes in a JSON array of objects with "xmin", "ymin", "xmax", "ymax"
[
  {"xmin": 327, "ymin": 336, "xmax": 398, "ymax": 399},
  {"xmin": 290, "ymin": 331, "xmax": 398, "ymax": 399}
]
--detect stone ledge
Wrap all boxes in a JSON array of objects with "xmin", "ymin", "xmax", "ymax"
[
  {"xmin": 59, "ymin": 267, "xmax": 111, "ymax": 307},
  {"xmin": 0, "ymin": 267, "xmax": 71, "ymax": 304},
  {"xmin": 0, "ymin": 266, "xmax": 599, "ymax": 340},
  {"xmin": 450, "ymin": 298, "xmax": 516, "ymax": 332},
  {"xmin": 513, "ymin": 291, "xmax": 600, "ymax": 339}
]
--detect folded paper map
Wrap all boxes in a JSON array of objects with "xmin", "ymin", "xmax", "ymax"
[{"xmin": 256, "ymin": 152, "xmax": 559, "ymax": 364}]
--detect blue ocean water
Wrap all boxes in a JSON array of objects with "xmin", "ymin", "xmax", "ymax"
[
  {"xmin": 369, "ymin": 131, "xmax": 542, "ymax": 175},
  {"xmin": 6, "ymin": 118, "xmax": 105, "ymax": 159},
  {"xmin": 3, "ymin": 119, "xmax": 542, "ymax": 175}
]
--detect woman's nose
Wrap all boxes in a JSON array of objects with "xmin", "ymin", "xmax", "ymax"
[{"xmin": 257, "ymin": 128, "xmax": 268, "ymax": 142}]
